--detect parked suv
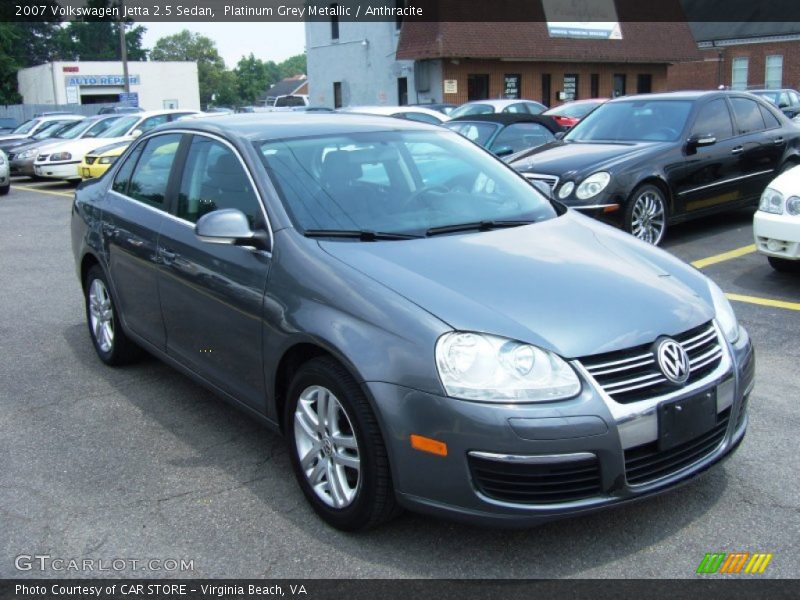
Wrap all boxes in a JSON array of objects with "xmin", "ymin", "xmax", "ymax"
[{"xmin": 72, "ymin": 113, "xmax": 753, "ymax": 530}]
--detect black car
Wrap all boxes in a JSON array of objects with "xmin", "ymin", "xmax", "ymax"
[
  {"xmin": 509, "ymin": 91, "xmax": 800, "ymax": 245},
  {"xmin": 750, "ymin": 89, "xmax": 800, "ymax": 119},
  {"xmin": 444, "ymin": 113, "xmax": 561, "ymax": 157}
]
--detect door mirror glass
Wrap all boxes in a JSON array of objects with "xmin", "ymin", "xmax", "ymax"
[
  {"xmin": 130, "ymin": 129, "xmax": 143, "ymax": 139},
  {"xmin": 554, "ymin": 131, "xmax": 566, "ymax": 140},
  {"xmin": 529, "ymin": 179, "xmax": 552, "ymax": 198},
  {"xmin": 195, "ymin": 208, "xmax": 267, "ymax": 249},
  {"xmin": 493, "ymin": 145, "xmax": 514, "ymax": 157}
]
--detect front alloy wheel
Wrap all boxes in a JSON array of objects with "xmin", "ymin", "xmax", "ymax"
[
  {"xmin": 88, "ymin": 278, "xmax": 114, "ymax": 353},
  {"xmin": 626, "ymin": 184, "xmax": 668, "ymax": 245},
  {"xmin": 293, "ymin": 385, "xmax": 361, "ymax": 509}
]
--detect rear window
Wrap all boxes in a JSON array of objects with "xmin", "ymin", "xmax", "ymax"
[
  {"xmin": 275, "ymin": 96, "xmax": 307, "ymax": 107},
  {"xmin": 730, "ymin": 98, "xmax": 766, "ymax": 134}
]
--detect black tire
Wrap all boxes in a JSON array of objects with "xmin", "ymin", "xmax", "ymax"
[
  {"xmin": 0, "ymin": 183, "xmax": 9, "ymax": 196},
  {"xmin": 84, "ymin": 265, "xmax": 142, "ymax": 366},
  {"xmin": 623, "ymin": 183, "xmax": 669, "ymax": 246},
  {"xmin": 768, "ymin": 256, "xmax": 800, "ymax": 273},
  {"xmin": 285, "ymin": 356, "xmax": 400, "ymax": 531}
]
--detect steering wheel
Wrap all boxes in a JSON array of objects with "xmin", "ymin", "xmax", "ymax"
[
  {"xmin": 402, "ymin": 185, "xmax": 450, "ymax": 210},
  {"xmin": 655, "ymin": 127, "xmax": 678, "ymax": 140}
]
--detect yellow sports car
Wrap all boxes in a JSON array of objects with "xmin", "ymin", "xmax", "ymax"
[{"xmin": 79, "ymin": 141, "xmax": 130, "ymax": 179}]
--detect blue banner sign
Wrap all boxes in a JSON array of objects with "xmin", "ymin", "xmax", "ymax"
[{"xmin": 65, "ymin": 75, "xmax": 141, "ymax": 86}]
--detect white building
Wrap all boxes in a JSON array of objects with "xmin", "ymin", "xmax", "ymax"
[
  {"xmin": 305, "ymin": 20, "xmax": 442, "ymax": 108},
  {"xmin": 17, "ymin": 61, "xmax": 200, "ymax": 110}
]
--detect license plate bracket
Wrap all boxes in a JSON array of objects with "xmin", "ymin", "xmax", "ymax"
[{"xmin": 658, "ymin": 390, "xmax": 717, "ymax": 451}]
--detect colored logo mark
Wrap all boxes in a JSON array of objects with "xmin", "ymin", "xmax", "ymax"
[{"xmin": 696, "ymin": 552, "xmax": 773, "ymax": 574}]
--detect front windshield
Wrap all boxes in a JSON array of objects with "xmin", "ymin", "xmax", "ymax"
[
  {"xmin": 82, "ymin": 116, "xmax": 121, "ymax": 138},
  {"xmin": 448, "ymin": 103, "xmax": 494, "ymax": 119},
  {"xmin": 59, "ymin": 118, "xmax": 104, "ymax": 139},
  {"xmin": 565, "ymin": 100, "xmax": 692, "ymax": 142},
  {"xmin": 99, "ymin": 116, "xmax": 139, "ymax": 138},
  {"xmin": 32, "ymin": 121, "xmax": 69, "ymax": 140},
  {"xmin": 443, "ymin": 121, "xmax": 500, "ymax": 147},
  {"xmin": 255, "ymin": 130, "xmax": 556, "ymax": 236},
  {"xmin": 11, "ymin": 119, "xmax": 40, "ymax": 135}
]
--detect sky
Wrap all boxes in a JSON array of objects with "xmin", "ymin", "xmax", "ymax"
[{"xmin": 140, "ymin": 22, "xmax": 306, "ymax": 69}]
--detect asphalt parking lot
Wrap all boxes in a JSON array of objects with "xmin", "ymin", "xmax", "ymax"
[{"xmin": 1, "ymin": 177, "xmax": 798, "ymax": 579}]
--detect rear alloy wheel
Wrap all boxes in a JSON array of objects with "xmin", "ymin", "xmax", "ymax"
[
  {"xmin": 626, "ymin": 184, "xmax": 668, "ymax": 245},
  {"xmin": 768, "ymin": 256, "xmax": 800, "ymax": 273},
  {"xmin": 84, "ymin": 265, "xmax": 142, "ymax": 365},
  {"xmin": 285, "ymin": 357, "xmax": 400, "ymax": 530}
]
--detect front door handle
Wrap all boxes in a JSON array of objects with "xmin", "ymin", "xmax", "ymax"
[
  {"xmin": 731, "ymin": 146, "xmax": 744, "ymax": 155},
  {"xmin": 102, "ymin": 224, "xmax": 118, "ymax": 237},
  {"xmin": 159, "ymin": 248, "xmax": 177, "ymax": 263},
  {"xmin": 773, "ymin": 137, "xmax": 785, "ymax": 145}
]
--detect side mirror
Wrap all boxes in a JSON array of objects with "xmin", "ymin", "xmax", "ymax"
[
  {"xmin": 493, "ymin": 145, "xmax": 514, "ymax": 157},
  {"xmin": 686, "ymin": 134, "xmax": 716, "ymax": 148},
  {"xmin": 130, "ymin": 129, "xmax": 143, "ymax": 139},
  {"xmin": 554, "ymin": 131, "xmax": 566, "ymax": 140},
  {"xmin": 195, "ymin": 209, "xmax": 269, "ymax": 250}
]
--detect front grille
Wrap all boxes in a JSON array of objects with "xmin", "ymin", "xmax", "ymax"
[
  {"xmin": 37, "ymin": 154, "xmax": 49, "ymax": 161},
  {"xmin": 7, "ymin": 152, "xmax": 15, "ymax": 161},
  {"xmin": 469, "ymin": 454, "xmax": 602, "ymax": 504},
  {"xmin": 85, "ymin": 156, "xmax": 97, "ymax": 165},
  {"xmin": 580, "ymin": 322, "xmax": 723, "ymax": 404},
  {"xmin": 624, "ymin": 408, "xmax": 730, "ymax": 485},
  {"xmin": 523, "ymin": 172, "xmax": 559, "ymax": 193}
]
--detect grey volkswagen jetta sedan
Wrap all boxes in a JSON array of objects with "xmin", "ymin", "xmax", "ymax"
[{"xmin": 71, "ymin": 114, "xmax": 754, "ymax": 530}]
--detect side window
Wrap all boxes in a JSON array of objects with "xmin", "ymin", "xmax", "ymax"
[
  {"xmin": 177, "ymin": 137, "xmax": 261, "ymax": 226},
  {"xmin": 397, "ymin": 111, "xmax": 441, "ymax": 125},
  {"xmin": 503, "ymin": 103, "xmax": 528, "ymax": 114},
  {"xmin": 138, "ymin": 115, "xmax": 169, "ymax": 134},
  {"xmin": 730, "ymin": 98, "xmax": 766, "ymax": 134},
  {"xmin": 111, "ymin": 144, "xmax": 144, "ymax": 195},
  {"xmin": 490, "ymin": 123, "xmax": 555, "ymax": 154},
  {"xmin": 759, "ymin": 104, "xmax": 782, "ymax": 129},
  {"xmin": 690, "ymin": 99, "xmax": 734, "ymax": 140},
  {"xmin": 127, "ymin": 134, "xmax": 182, "ymax": 209}
]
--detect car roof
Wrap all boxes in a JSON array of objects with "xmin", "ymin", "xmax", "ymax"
[
  {"xmin": 461, "ymin": 99, "xmax": 542, "ymax": 107},
  {"xmin": 447, "ymin": 112, "xmax": 560, "ymax": 131},
  {"xmin": 339, "ymin": 105, "xmax": 444, "ymax": 117},
  {"xmin": 150, "ymin": 112, "xmax": 442, "ymax": 141}
]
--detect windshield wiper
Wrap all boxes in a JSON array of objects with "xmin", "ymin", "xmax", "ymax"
[
  {"xmin": 425, "ymin": 220, "xmax": 535, "ymax": 237},
  {"xmin": 304, "ymin": 229, "xmax": 422, "ymax": 241}
]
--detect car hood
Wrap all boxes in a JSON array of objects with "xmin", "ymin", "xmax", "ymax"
[
  {"xmin": 319, "ymin": 212, "xmax": 714, "ymax": 358},
  {"xmin": 510, "ymin": 140, "xmax": 667, "ymax": 177},
  {"xmin": 37, "ymin": 136, "xmax": 130, "ymax": 157}
]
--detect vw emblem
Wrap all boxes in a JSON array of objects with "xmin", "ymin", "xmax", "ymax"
[{"xmin": 656, "ymin": 338, "xmax": 690, "ymax": 384}]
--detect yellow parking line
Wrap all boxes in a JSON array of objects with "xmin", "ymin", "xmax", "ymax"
[
  {"xmin": 12, "ymin": 185, "xmax": 74, "ymax": 198},
  {"xmin": 691, "ymin": 244, "xmax": 756, "ymax": 269},
  {"xmin": 726, "ymin": 293, "xmax": 800, "ymax": 311}
]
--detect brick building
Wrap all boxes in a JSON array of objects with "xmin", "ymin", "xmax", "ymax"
[
  {"xmin": 396, "ymin": 22, "xmax": 700, "ymax": 108},
  {"xmin": 667, "ymin": 23, "xmax": 800, "ymax": 92}
]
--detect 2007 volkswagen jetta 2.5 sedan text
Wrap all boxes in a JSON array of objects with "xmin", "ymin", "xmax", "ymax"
[{"xmin": 71, "ymin": 113, "xmax": 754, "ymax": 530}]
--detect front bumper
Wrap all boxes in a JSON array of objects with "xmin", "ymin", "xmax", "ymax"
[
  {"xmin": 753, "ymin": 210, "xmax": 800, "ymax": 260},
  {"xmin": 79, "ymin": 161, "xmax": 112, "ymax": 180},
  {"xmin": 33, "ymin": 160, "xmax": 81, "ymax": 181},
  {"xmin": 10, "ymin": 156, "xmax": 36, "ymax": 176},
  {"xmin": 367, "ymin": 327, "xmax": 753, "ymax": 526}
]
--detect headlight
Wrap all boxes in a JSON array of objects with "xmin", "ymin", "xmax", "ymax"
[
  {"xmin": 708, "ymin": 280, "xmax": 739, "ymax": 344},
  {"xmin": 759, "ymin": 188, "xmax": 784, "ymax": 214},
  {"xmin": 50, "ymin": 152, "xmax": 72, "ymax": 161},
  {"xmin": 98, "ymin": 156, "xmax": 117, "ymax": 165},
  {"xmin": 435, "ymin": 332, "xmax": 581, "ymax": 402},
  {"xmin": 576, "ymin": 171, "xmax": 611, "ymax": 200},
  {"xmin": 786, "ymin": 196, "xmax": 800, "ymax": 216},
  {"xmin": 19, "ymin": 149, "xmax": 36, "ymax": 159},
  {"xmin": 558, "ymin": 181, "xmax": 575, "ymax": 199},
  {"xmin": 0, "ymin": 153, "xmax": 5, "ymax": 165}
]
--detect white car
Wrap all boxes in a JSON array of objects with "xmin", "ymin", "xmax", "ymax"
[
  {"xmin": 338, "ymin": 105, "xmax": 449, "ymax": 125},
  {"xmin": 0, "ymin": 149, "xmax": 9, "ymax": 195},
  {"xmin": 0, "ymin": 114, "xmax": 84, "ymax": 142},
  {"xmin": 448, "ymin": 99, "xmax": 548, "ymax": 119},
  {"xmin": 754, "ymin": 164, "xmax": 800, "ymax": 272},
  {"xmin": 33, "ymin": 109, "xmax": 200, "ymax": 181}
]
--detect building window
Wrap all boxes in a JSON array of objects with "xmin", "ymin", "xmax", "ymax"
[
  {"xmin": 613, "ymin": 74, "xmax": 626, "ymax": 97},
  {"xmin": 731, "ymin": 57, "xmax": 748, "ymax": 90},
  {"xmin": 467, "ymin": 74, "xmax": 490, "ymax": 101},
  {"xmin": 636, "ymin": 74, "xmax": 652, "ymax": 94},
  {"xmin": 590, "ymin": 74, "xmax": 599, "ymax": 98},
  {"xmin": 765, "ymin": 55, "xmax": 783, "ymax": 89},
  {"xmin": 397, "ymin": 77, "xmax": 408, "ymax": 105},
  {"xmin": 395, "ymin": 0, "xmax": 404, "ymax": 30},
  {"xmin": 330, "ymin": 4, "xmax": 339, "ymax": 40},
  {"xmin": 541, "ymin": 74, "xmax": 551, "ymax": 107},
  {"xmin": 333, "ymin": 81, "xmax": 342, "ymax": 108}
]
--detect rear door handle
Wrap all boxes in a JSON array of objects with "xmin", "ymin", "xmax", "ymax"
[{"xmin": 731, "ymin": 146, "xmax": 743, "ymax": 155}]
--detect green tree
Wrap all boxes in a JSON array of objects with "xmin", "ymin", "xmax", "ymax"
[
  {"xmin": 58, "ymin": 21, "xmax": 148, "ymax": 62},
  {"xmin": 0, "ymin": 21, "xmax": 63, "ymax": 104},
  {"xmin": 150, "ymin": 30, "xmax": 228, "ymax": 107},
  {"xmin": 235, "ymin": 54, "xmax": 275, "ymax": 105},
  {"xmin": 277, "ymin": 54, "xmax": 307, "ymax": 79}
]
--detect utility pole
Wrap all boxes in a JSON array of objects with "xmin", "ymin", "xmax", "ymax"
[{"xmin": 119, "ymin": 0, "xmax": 130, "ymax": 93}]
